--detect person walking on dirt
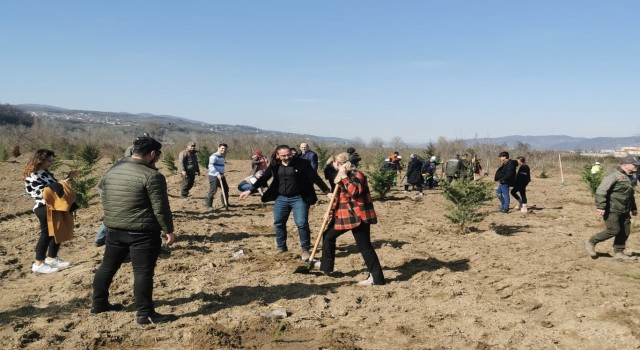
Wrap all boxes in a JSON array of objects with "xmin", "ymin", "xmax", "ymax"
[
  {"xmin": 584, "ymin": 155, "xmax": 640, "ymax": 262},
  {"xmin": 239, "ymin": 145, "xmax": 331, "ymax": 261},
  {"xmin": 24, "ymin": 149, "xmax": 78, "ymax": 274},
  {"xmin": 92, "ymin": 137, "xmax": 177, "ymax": 324},
  {"xmin": 299, "ymin": 143, "xmax": 319, "ymax": 172},
  {"xmin": 316, "ymin": 152, "xmax": 385, "ymax": 286},
  {"xmin": 205, "ymin": 143, "xmax": 230, "ymax": 210},
  {"xmin": 510, "ymin": 157, "xmax": 531, "ymax": 213},
  {"xmin": 404, "ymin": 154, "xmax": 424, "ymax": 195},
  {"xmin": 177, "ymin": 141, "xmax": 200, "ymax": 199},
  {"xmin": 494, "ymin": 151, "xmax": 517, "ymax": 213}
]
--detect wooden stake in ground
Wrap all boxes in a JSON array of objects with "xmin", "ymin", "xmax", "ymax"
[{"xmin": 558, "ymin": 153, "xmax": 565, "ymax": 186}]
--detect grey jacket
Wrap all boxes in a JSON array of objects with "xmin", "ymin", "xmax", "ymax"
[
  {"xmin": 102, "ymin": 157, "xmax": 174, "ymax": 233},
  {"xmin": 595, "ymin": 167, "xmax": 637, "ymax": 214}
]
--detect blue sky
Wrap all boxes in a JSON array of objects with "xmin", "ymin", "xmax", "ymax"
[{"xmin": 1, "ymin": 1, "xmax": 638, "ymax": 144}]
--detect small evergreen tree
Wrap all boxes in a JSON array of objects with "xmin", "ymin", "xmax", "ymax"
[
  {"xmin": 313, "ymin": 142, "xmax": 330, "ymax": 173},
  {"xmin": 198, "ymin": 145, "xmax": 212, "ymax": 170},
  {"xmin": 441, "ymin": 178, "xmax": 493, "ymax": 233},
  {"xmin": 367, "ymin": 157, "xmax": 396, "ymax": 199},
  {"xmin": 70, "ymin": 144, "xmax": 101, "ymax": 208},
  {"xmin": 163, "ymin": 152, "xmax": 178, "ymax": 174},
  {"xmin": 78, "ymin": 144, "xmax": 101, "ymax": 167},
  {"xmin": 580, "ymin": 163, "xmax": 603, "ymax": 197}
]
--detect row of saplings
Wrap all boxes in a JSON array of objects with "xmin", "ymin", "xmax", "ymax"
[{"xmin": 28, "ymin": 144, "xmax": 600, "ymax": 234}]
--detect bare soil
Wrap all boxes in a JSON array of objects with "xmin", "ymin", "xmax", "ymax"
[{"xmin": 1, "ymin": 156, "xmax": 640, "ymax": 350}]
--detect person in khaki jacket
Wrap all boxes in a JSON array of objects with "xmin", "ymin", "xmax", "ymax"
[
  {"xmin": 584, "ymin": 155, "xmax": 640, "ymax": 261},
  {"xmin": 177, "ymin": 141, "xmax": 200, "ymax": 199}
]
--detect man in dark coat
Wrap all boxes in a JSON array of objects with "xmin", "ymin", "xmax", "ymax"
[
  {"xmin": 404, "ymin": 154, "xmax": 424, "ymax": 195},
  {"xmin": 494, "ymin": 151, "xmax": 518, "ymax": 213},
  {"xmin": 239, "ymin": 145, "xmax": 331, "ymax": 261}
]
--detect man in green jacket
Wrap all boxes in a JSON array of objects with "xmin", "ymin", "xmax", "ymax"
[
  {"xmin": 584, "ymin": 155, "xmax": 640, "ymax": 261},
  {"xmin": 92, "ymin": 137, "xmax": 177, "ymax": 324}
]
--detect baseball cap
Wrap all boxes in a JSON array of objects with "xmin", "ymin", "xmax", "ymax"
[{"xmin": 620, "ymin": 155, "xmax": 640, "ymax": 165}]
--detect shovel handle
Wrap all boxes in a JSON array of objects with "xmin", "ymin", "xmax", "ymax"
[{"xmin": 308, "ymin": 184, "xmax": 341, "ymax": 262}]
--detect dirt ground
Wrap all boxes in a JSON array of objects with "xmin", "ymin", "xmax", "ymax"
[{"xmin": 1, "ymin": 155, "xmax": 640, "ymax": 350}]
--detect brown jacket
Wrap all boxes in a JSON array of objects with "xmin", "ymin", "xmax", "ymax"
[{"xmin": 43, "ymin": 181, "xmax": 77, "ymax": 243}]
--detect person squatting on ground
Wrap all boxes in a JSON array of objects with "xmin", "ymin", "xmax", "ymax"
[
  {"xmin": 494, "ymin": 151, "xmax": 518, "ymax": 213},
  {"xmin": 239, "ymin": 145, "xmax": 331, "ymax": 261},
  {"xmin": 205, "ymin": 143, "xmax": 230, "ymax": 209},
  {"xmin": 422, "ymin": 156, "xmax": 439, "ymax": 189},
  {"xmin": 237, "ymin": 170, "xmax": 265, "ymax": 196},
  {"xmin": 584, "ymin": 155, "xmax": 640, "ymax": 262},
  {"xmin": 24, "ymin": 149, "xmax": 78, "ymax": 274},
  {"xmin": 251, "ymin": 149, "xmax": 268, "ymax": 174},
  {"xmin": 177, "ymin": 141, "xmax": 200, "ymax": 199},
  {"xmin": 299, "ymin": 142, "xmax": 319, "ymax": 172},
  {"xmin": 404, "ymin": 154, "xmax": 424, "ymax": 195},
  {"xmin": 316, "ymin": 152, "xmax": 386, "ymax": 286},
  {"xmin": 91, "ymin": 137, "xmax": 177, "ymax": 324},
  {"xmin": 510, "ymin": 156, "xmax": 531, "ymax": 213}
]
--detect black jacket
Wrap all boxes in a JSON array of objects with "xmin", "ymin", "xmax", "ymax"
[
  {"xmin": 494, "ymin": 159, "xmax": 518, "ymax": 186},
  {"xmin": 514, "ymin": 164, "xmax": 531, "ymax": 188},
  {"xmin": 252, "ymin": 157, "xmax": 330, "ymax": 205},
  {"xmin": 407, "ymin": 158, "xmax": 424, "ymax": 185}
]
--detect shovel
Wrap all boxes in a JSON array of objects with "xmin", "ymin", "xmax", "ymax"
[
  {"xmin": 218, "ymin": 174, "xmax": 229, "ymax": 210},
  {"xmin": 294, "ymin": 184, "xmax": 340, "ymax": 273}
]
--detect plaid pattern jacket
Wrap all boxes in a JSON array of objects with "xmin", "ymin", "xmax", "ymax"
[{"xmin": 332, "ymin": 170, "xmax": 377, "ymax": 230}]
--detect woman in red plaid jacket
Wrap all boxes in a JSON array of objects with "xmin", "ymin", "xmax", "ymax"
[{"xmin": 317, "ymin": 153, "xmax": 385, "ymax": 286}]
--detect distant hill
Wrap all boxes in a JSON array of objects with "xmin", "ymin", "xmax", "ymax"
[
  {"xmin": 16, "ymin": 104, "xmax": 351, "ymax": 145},
  {"xmin": 468, "ymin": 135, "xmax": 640, "ymax": 151},
  {"xmin": 14, "ymin": 104, "xmax": 639, "ymax": 151}
]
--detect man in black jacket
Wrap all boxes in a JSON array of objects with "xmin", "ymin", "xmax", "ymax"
[
  {"xmin": 239, "ymin": 145, "xmax": 331, "ymax": 261},
  {"xmin": 494, "ymin": 151, "xmax": 518, "ymax": 213}
]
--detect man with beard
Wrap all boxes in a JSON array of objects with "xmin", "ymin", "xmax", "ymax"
[{"xmin": 177, "ymin": 141, "xmax": 200, "ymax": 199}]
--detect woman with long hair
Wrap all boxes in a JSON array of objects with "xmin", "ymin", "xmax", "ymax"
[
  {"xmin": 317, "ymin": 152, "xmax": 385, "ymax": 286},
  {"xmin": 511, "ymin": 156, "xmax": 531, "ymax": 213},
  {"xmin": 23, "ymin": 149, "xmax": 77, "ymax": 273}
]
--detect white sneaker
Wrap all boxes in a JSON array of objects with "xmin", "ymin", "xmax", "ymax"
[
  {"xmin": 32, "ymin": 263, "xmax": 59, "ymax": 274},
  {"xmin": 313, "ymin": 260, "xmax": 321, "ymax": 269},
  {"xmin": 357, "ymin": 274, "xmax": 374, "ymax": 286},
  {"xmin": 45, "ymin": 257, "xmax": 70, "ymax": 269}
]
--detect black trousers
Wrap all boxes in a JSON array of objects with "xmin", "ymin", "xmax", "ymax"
[
  {"xmin": 34, "ymin": 205, "xmax": 60, "ymax": 261},
  {"xmin": 92, "ymin": 228, "xmax": 161, "ymax": 317},
  {"xmin": 181, "ymin": 172, "xmax": 196, "ymax": 197},
  {"xmin": 320, "ymin": 222, "xmax": 385, "ymax": 285},
  {"xmin": 510, "ymin": 186, "xmax": 527, "ymax": 204}
]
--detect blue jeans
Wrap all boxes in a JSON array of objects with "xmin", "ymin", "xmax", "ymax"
[
  {"xmin": 273, "ymin": 195, "xmax": 310, "ymax": 251},
  {"xmin": 496, "ymin": 183, "xmax": 510, "ymax": 211},
  {"xmin": 95, "ymin": 222, "xmax": 107, "ymax": 245}
]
